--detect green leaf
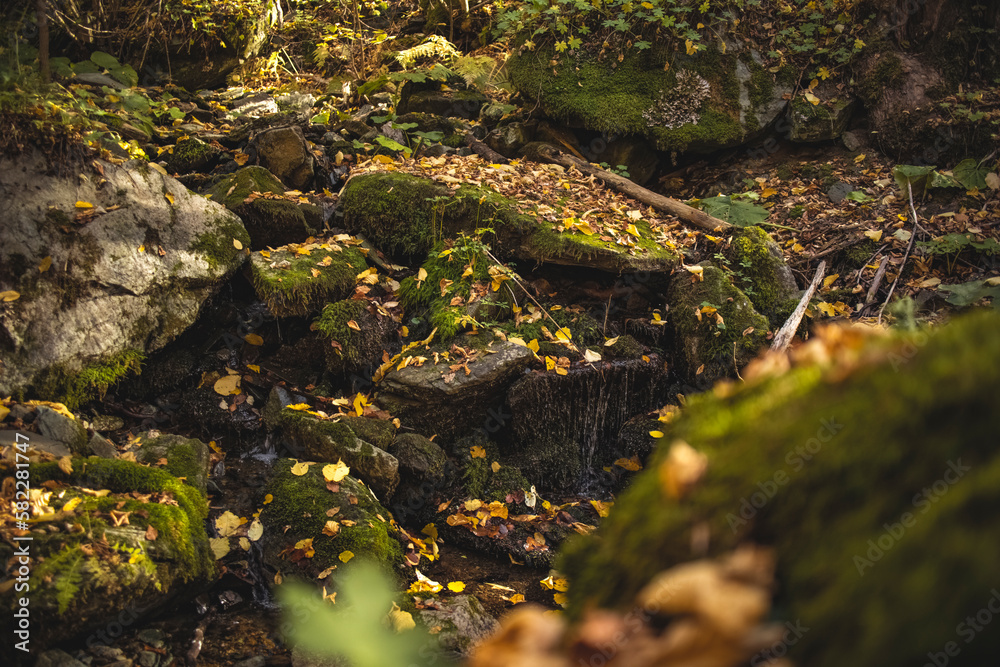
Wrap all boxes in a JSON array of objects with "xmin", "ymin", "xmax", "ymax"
[
  {"xmin": 936, "ymin": 280, "xmax": 1000, "ymax": 308},
  {"xmin": 393, "ymin": 122, "xmax": 418, "ymax": 131},
  {"xmin": 891, "ymin": 164, "xmax": 936, "ymax": 197},
  {"xmin": 697, "ymin": 196, "xmax": 770, "ymax": 227},
  {"xmin": 413, "ymin": 130, "xmax": 444, "ymax": 142},
  {"xmin": 952, "ymin": 158, "xmax": 989, "ymax": 190},
  {"xmin": 110, "ymin": 64, "xmax": 138, "ymax": 88},
  {"xmin": 375, "ymin": 135, "xmax": 407, "ymax": 152},
  {"xmin": 90, "ymin": 51, "xmax": 121, "ymax": 70},
  {"xmin": 845, "ymin": 190, "xmax": 872, "ymax": 202},
  {"xmin": 929, "ymin": 170, "xmax": 962, "ymax": 189}
]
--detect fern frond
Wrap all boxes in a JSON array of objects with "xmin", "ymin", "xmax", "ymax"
[{"xmin": 395, "ymin": 36, "xmax": 461, "ymax": 69}]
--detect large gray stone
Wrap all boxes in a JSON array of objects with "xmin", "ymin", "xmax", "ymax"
[
  {"xmin": 0, "ymin": 152, "xmax": 248, "ymax": 402},
  {"xmin": 250, "ymin": 126, "xmax": 315, "ymax": 190}
]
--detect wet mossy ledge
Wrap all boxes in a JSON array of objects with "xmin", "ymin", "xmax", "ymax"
[
  {"xmin": 506, "ymin": 42, "xmax": 789, "ymax": 155},
  {"xmin": 258, "ymin": 458, "xmax": 404, "ymax": 580},
  {"xmin": 0, "ymin": 457, "xmax": 215, "ymax": 650},
  {"xmin": 339, "ymin": 171, "xmax": 680, "ymax": 274},
  {"xmin": 249, "ymin": 238, "xmax": 369, "ymax": 317},
  {"xmin": 31, "ymin": 349, "xmax": 145, "ymax": 410},
  {"xmin": 558, "ymin": 311, "xmax": 1000, "ymax": 667}
]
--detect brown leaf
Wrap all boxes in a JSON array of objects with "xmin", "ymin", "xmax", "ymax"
[{"xmin": 145, "ymin": 524, "xmax": 159, "ymax": 541}]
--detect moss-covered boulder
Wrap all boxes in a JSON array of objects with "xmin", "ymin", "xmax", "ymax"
[
  {"xmin": 136, "ymin": 432, "xmax": 211, "ymax": 495},
  {"xmin": 559, "ymin": 311, "xmax": 1000, "ymax": 667},
  {"xmin": 667, "ymin": 263, "xmax": 769, "ymax": 385},
  {"xmin": 340, "ymin": 171, "xmax": 680, "ymax": 273},
  {"xmin": 0, "ymin": 456, "xmax": 215, "ymax": 657},
  {"xmin": 377, "ymin": 340, "xmax": 534, "ymax": 445},
  {"xmin": 315, "ymin": 299, "xmax": 400, "ymax": 375},
  {"xmin": 507, "ymin": 43, "xmax": 791, "ymax": 156},
  {"xmin": 165, "ymin": 137, "xmax": 220, "ymax": 175},
  {"xmin": 265, "ymin": 388, "xmax": 399, "ymax": 499},
  {"xmin": 249, "ymin": 238, "xmax": 369, "ymax": 318},
  {"xmin": 397, "ymin": 86, "xmax": 489, "ymax": 119},
  {"xmin": 206, "ymin": 166, "xmax": 316, "ymax": 250},
  {"xmin": 249, "ymin": 126, "xmax": 315, "ymax": 191},
  {"xmin": 389, "ymin": 433, "xmax": 450, "ymax": 523},
  {"xmin": 788, "ymin": 90, "xmax": 856, "ymax": 143},
  {"xmin": 0, "ymin": 151, "xmax": 248, "ymax": 405},
  {"xmin": 723, "ymin": 226, "xmax": 799, "ymax": 323},
  {"xmin": 258, "ymin": 458, "xmax": 403, "ymax": 580}
]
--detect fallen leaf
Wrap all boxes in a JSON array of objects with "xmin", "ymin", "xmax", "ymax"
[
  {"xmin": 290, "ymin": 461, "xmax": 311, "ymax": 476},
  {"xmin": 659, "ymin": 440, "xmax": 708, "ymax": 500},
  {"xmin": 0, "ymin": 290, "xmax": 21, "ymax": 302},
  {"xmin": 248, "ymin": 519, "xmax": 263, "ymax": 541},
  {"xmin": 470, "ymin": 445, "xmax": 486, "ymax": 459},
  {"xmin": 215, "ymin": 511, "xmax": 241, "ymax": 537},
  {"xmin": 213, "ymin": 374, "xmax": 241, "ymax": 396},
  {"xmin": 447, "ymin": 581, "xmax": 466, "ymax": 593},
  {"xmin": 339, "ymin": 550, "xmax": 354, "ymax": 563},
  {"xmin": 39, "ymin": 256, "xmax": 52, "ymax": 273},
  {"xmin": 323, "ymin": 460, "xmax": 350, "ymax": 482},
  {"xmin": 233, "ymin": 238, "xmax": 244, "ymax": 250},
  {"xmin": 322, "ymin": 520, "xmax": 341, "ymax": 537},
  {"xmin": 164, "ymin": 192, "xmax": 174, "ymax": 205},
  {"xmin": 244, "ymin": 333, "xmax": 264, "ymax": 346},
  {"xmin": 75, "ymin": 201, "xmax": 94, "ymax": 209},
  {"xmin": 347, "ymin": 320, "xmax": 361, "ymax": 331},
  {"xmin": 209, "ymin": 537, "xmax": 230, "ymax": 559}
]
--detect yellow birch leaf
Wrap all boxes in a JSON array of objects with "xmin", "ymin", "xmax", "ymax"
[
  {"xmin": 470, "ymin": 445, "xmax": 486, "ymax": 458},
  {"xmin": 213, "ymin": 374, "xmax": 241, "ymax": 395},
  {"xmin": 248, "ymin": 519, "xmax": 263, "ymax": 541},
  {"xmin": 233, "ymin": 238, "xmax": 244, "ymax": 250},
  {"xmin": 339, "ymin": 550, "xmax": 354, "ymax": 563},
  {"xmin": 244, "ymin": 333, "xmax": 264, "ymax": 346},
  {"xmin": 447, "ymin": 581, "xmax": 466, "ymax": 593},
  {"xmin": 75, "ymin": 201, "xmax": 94, "ymax": 209},
  {"xmin": 323, "ymin": 460, "xmax": 350, "ymax": 482},
  {"xmin": 0, "ymin": 290, "xmax": 21, "ymax": 302},
  {"xmin": 291, "ymin": 461, "xmax": 311, "ymax": 476},
  {"xmin": 39, "ymin": 256, "xmax": 52, "ymax": 273}
]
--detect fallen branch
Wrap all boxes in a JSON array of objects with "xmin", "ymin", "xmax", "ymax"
[
  {"xmin": 771, "ymin": 260, "xmax": 826, "ymax": 352},
  {"xmin": 534, "ymin": 144, "xmax": 731, "ymax": 233},
  {"xmin": 878, "ymin": 182, "xmax": 920, "ymax": 325},
  {"xmin": 464, "ymin": 132, "xmax": 508, "ymax": 164}
]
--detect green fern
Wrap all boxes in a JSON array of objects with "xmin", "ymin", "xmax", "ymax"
[
  {"xmin": 42, "ymin": 547, "xmax": 87, "ymax": 614},
  {"xmin": 395, "ymin": 35, "xmax": 461, "ymax": 69},
  {"xmin": 452, "ymin": 55, "xmax": 502, "ymax": 91}
]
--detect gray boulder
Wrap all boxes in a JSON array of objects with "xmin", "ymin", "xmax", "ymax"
[{"xmin": 0, "ymin": 151, "xmax": 249, "ymax": 405}]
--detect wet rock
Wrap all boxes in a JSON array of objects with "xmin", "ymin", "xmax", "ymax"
[
  {"xmin": 398, "ymin": 88, "xmax": 489, "ymax": 119},
  {"xmin": 250, "ymin": 126, "xmax": 315, "ymax": 190},
  {"xmin": 264, "ymin": 387, "xmax": 399, "ymax": 499},
  {"xmin": 0, "ymin": 151, "xmax": 248, "ymax": 405},
  {"xmin": 276, "ymin": 92, "xmax": 317, "ymax": 114},
  {"xmin": 390, "ymin": 433, "xmax": 449, "ymax": 521},
  {"xmin": 258, "ymin": 458, "xmax": 403, "ymax": 579},
  {"xmin": 667, "ymin": 263, "xmax": 768, "ymax": 385},
  {"xmin": 378, "ymin": 341, "xmax": 534, "ymax": 445},
  {"xmin": 88, "ymin": 432, "xmax": 119, "ymax": 459},
  {"xmin": 479, "ymin": 102, "xmax": 511, "ymax": 126},
  {"xmin": 505, "ymin": 359, "xmax": 672, "ymax": 492},
  {"xmin": 418, "ymin": 595, "xmax": 499, "ymax": 657},
  {"xmin": 0, "ymin": 458, "xmax": 215, "ymax": 660},
  {"xmin": 35, "ymin": 406, "xmax": 89, "ymax": 454},
  {"xmin": 485, "ymin": 122, "xmax": 534, "ymax": 158},
  {"xmin": 34, "ymin": 649, "xmax": 87, "ymax": 667},
  {"xmin": 206, "ymin": 166, "xmax": 315, "ymax": 250},
  {"xmin": 314, "ymin": 299, "xmax": 400, "ymax": 375}
]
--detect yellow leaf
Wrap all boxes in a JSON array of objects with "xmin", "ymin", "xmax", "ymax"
[
  {"xmin": 762, "ymin": 187, "xmax": 777, "ymax": 199},
  {"xmin": 323, "ymin": 459, "xmax": 350, "ymax": 482},
  {"xmin": 213, "ymin": 374, "xmax": 241, "ymax": 396},
  {"xmin": 263, "ymin": 493, "xmax": 273, "ymax": 504},
  {"xmin": 604, "ymin": 336, "xmax": 620, "ymax": 347},
  {"xmin": 816, "ymin": 302, "xmax": 836, "ymax": 317},
  {"xmin": 247, "ymin": 364, "xmax": 261, "ymax": 372},
  {"xmin": 209, "ymin": 537, "xmax": 230, "ymax": 559},
  {"xmin": 347, "ymin": 319, "xmax": 361, "ymax": 331},
  {"xmin": 388, "ymin": 603, "xmax": 415, "ymax": 632},
  {"xmin": 555, "ymin": 327, "xmax": 572, "ymax": 341},
  {"xmin": 39, "ymin": 256, "xmax": 52, "ymax": 273},
  {"xmin": 527, "ymin": 339, "xmax": 540, "ymax": 353},
  {"xmin": 685, "ymin": 39, "xmax": 698, "ymax": 55},
  {"xmin": 244, "ymin": 333, "xmax": 264, "ymax": 346},
  {"xmin": 803, "ymin": 90, "xmax": 820, "ymax": 105},
  {"xmin": 416, "ymin": 267, "xmax": 428, "ymax": 286},
  {"xmin": 447, "ymin": 581, "xmax": 466, "ymax": 593},
  {"xmin": 0, "ymin": 290, "xmax": 21, "ymax": 302},
  {"xmin": 614, "ymin": 456, "xmax": 643, "ymax": 471},
  {"xmin": 353, "ymin": 393, "xmax": 367, "ymax": 416},
  {"xmin": 233, "ymin": 238, "xmax": 244, "ymax": 250},
  {"xmin": 215, "ymin": 511, "xmax": 241, "ymax": 537},
  {"xmin": 248, "ymin": 519, "xmax": 263, "ymax": 541},
  {"xmin": 576, "ymin": 221, "xmax": 596, "ymax": 235},
  {"xmin": 854, "ymin": 154, "xmax": 867, "ymax": 164},
  {"xmin": 510, "ymin": 594, "xmax": 525, "ymax": 604},
  {"xmin": 75, "ymin": 201, "xmax": 93, "ymax": 209},
  {"xmin": 864, "ymin": 230, "xmax": 883, "ymax": 242},
  {"xmin": 683, "ymin": 264, "xmax": 704, "ymax": 281},
  {"xmin": 165, "ymin": 192, "xmax": 174, "ymax": 205},
  {"xmin": 583, "ymin": 349, "xmax": 601, "ymax": 363},
  {"xmin": 339, "ymin": 550, "xmax": 354, "ymax": 563},
  {"xmin": 374, "ymin": 154, "xmax": 394, "ymax": 165},
  {"xmin": 545, "ymin": 356, "xmax": 556, "ymax": 371},
  {"xmin": 322, "ymin": 520, "xmax": 340, "ymax": 537},
  {"xmin": 626, "ymin": 223, "xmax": 640, "ymax": 237},
  {"xmin": 291, "ymin": 461, "xmax": 311, "ymax": 476},
  {"xmin": 491, "ymin": 461, "xmax": 501, "ymax": 473},
  {"xmin": 462, "ymin": 265, "xmax": 474, "ymax": 278},
  {"xmin": 659, "ymin": 440, "xmax": 708, "ymax": 500},
  {"xmin": 555, "ymin": 366, "xmax": 568, "ymax": 376},
  {"xmin": 138, "ymin": 245, "xmax": 145, "ymax": 253},
  {"xmin": 590, "ymin": 499, "xmax": 613, "ymax": 518},
  {"xmin": 649, "ymin": 430, "xmax": 664, "ymax": 438},
  {"xmin": 470, "ymin": 445, "xmax": 486, "ymax": 459},
  {"xmin": 818, "ymin": 66, "xmax": 831, "ymax": 80}
]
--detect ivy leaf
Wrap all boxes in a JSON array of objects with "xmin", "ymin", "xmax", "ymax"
[{"xmin": 952, "ymin": 158, "xmax": 990, "ymax": 191}]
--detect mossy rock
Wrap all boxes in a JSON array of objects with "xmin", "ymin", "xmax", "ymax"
[
  {"xmin": 723, "ymin": 226, "xmax": 799, "ymax": 323},
  {"xmin": 341, "ymin": 171, "xmax": 679, "ymax": 273},
  {"xmin": 32, "ymin": 349, "xmax": 145, "ymax": 411},
  {"xmin": 559, "ymin": 310, "xmax": 1000, "ymax": 667},
  {"xmin": 788, "ymin": 92, "xmax": 856, "ymax": 143},
  {"xmin": 667, "ymin": 263, "xmax": 769, "ymax": 385},
  {"xmin": 507, "ymin": 43, "xmax": 789, "ymax": 156},
  {"xmin": 315, "ymin": 299, "xmax": 400, "ymax": 374},
  {"xmin": 258, "ymin": 458, "xmax": 403, "ymax": 581},
  {"xmin": 264, "ymin": 387, "xmax": 399, "ymax": 499},
  {"xmin": 206, "ymin": 166, "xmax": 315, "ymax": 250},
  {"xmin": 390, "ymin": 433, "xmax": 451, "ymax": 523},
  {"xmin": 136, "ymin": 432, "xmax": 210, "ymax": 494},
  {"xmin": 0, "ymin": 457, "xmax": 215, "ymax": 654},
  {"xmin": 165, "ymin": 137, "xmax": 219, "ymax": 175},
  {"xmin": 249, "ymin": 242, "xmax": 368, "ymax": 318}
]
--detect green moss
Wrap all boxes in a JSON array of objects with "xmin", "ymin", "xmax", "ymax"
[
  {"xmin": 207, "ymin": 166, "xmax": 285, "ymax": 206},
  {"xmin": 746, "ymin": 57, "xmax": 775, "ymax": 110},
  {"xmin": 668, "ymin": 264, "xmax": 768, "ymax": 377},
  {"xmin": 837, "ymin": 238, "xmax": 878, "ymax": 270},
  {"xmin": 250, "ymin": 246, "xmax": 367, "ymax": 317},
  {"xmin": 462, "ymin": 439, "xmax": 531, "ymax": 502},
  {"xmin": 315, "ymin": 299, "xmax": 374, "ymax": 365},
  {"xmin": 602, "ymin": 334, "xmax": 644, "ymax": 360},
  {"xmin": 35, "ymin": 349, "xmax": 145, "ymax": 410},
  {"xmin": 725, "ymin": 227, "xmax": 792, "ymax": 316},
  {"xmin": 857, "ymin": 51, "xmax": 904, "ymax": 106},
  {"xmin": 261, "ymin": 459, "xmax": 402, "ymax": 568},
  {"xmin": 442, "ymin": 133, "xmax": 466, "ymax": 148},
  {"xmin": 648, "ymin": 108, "xmax": 744, "ymax": 153},
  {"xmin": 559, "ymin": 311, "xmax": 1000, "ymax": 667},
  {"xmin": 190, "ymin": 215, "xmax": 250, "ymax": 270}
]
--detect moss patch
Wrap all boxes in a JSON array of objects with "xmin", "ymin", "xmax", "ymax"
[
  {"xmin": 724, "ymin": 226, "xmax": 796, "ymax": 318},
  {"xmin": 190, "ymin": 214, "xmax": 251, "ymax": 271},
  {"xmin": 250, "ymin": 244, "xmax": 367, "ymax": 317},
  {"xmin": 34, "ymin": 349, "xmax": 145, "ymax": 410},
  {"xmin": 559, "ymin": 311, "xmax": 1000, "ymax": 667}
]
